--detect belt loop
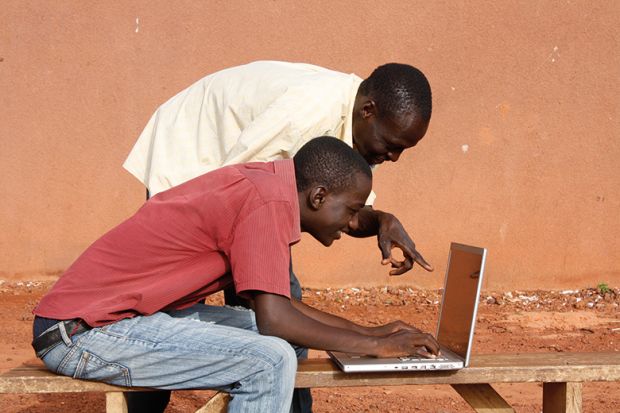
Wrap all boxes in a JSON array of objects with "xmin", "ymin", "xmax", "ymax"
[{"xmin": 58, "ymin": 321, "xmax": 73, "ymax": 346}]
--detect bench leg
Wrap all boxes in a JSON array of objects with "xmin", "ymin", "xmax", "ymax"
[
  {"xmin": 195, "ymin": 392, "xmax": 231, "ymax": 413},
  {"xmin": 105, "ymin": 391, "xmax": 128, "ymax": 413},
  {"xmin": 451, "ymin": 384, "xmax": 515, "ymax": 412},
  {"xmin": 543, "ymin": 382, "xmax": 582, "ymax": 413}
]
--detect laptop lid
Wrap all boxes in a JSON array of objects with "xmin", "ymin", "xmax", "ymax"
[{"xmin": 436, "ymin": 242, "xmax": 487, "ymax": 367}]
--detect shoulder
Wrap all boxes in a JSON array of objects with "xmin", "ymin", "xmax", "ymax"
[
  {"xmin": 229, "ymin": 160, "xmax": 300, "ymax": 244},
  {"xmin": 232, "ymin": 161, "xmax": 295, "ymax": 204},
  {"xmin": 223, "ymin": 61, "xmax": 358, "ymax": 86}
]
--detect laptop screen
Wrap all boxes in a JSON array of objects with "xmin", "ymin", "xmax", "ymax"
[{"xmin": 436, "ymin": 243, "xmax": 486, "ymax": 363}]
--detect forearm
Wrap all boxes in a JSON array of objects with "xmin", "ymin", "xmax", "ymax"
[
  {"xmin": 255, "ymin": 294, "xmax": 380, "ymax": 355},
  {"xmin": 290, "ymin": 298, "xmax": 370, "ymax": 335},
  {"xmin": 254, "ymin": 293, "xmax": 440, "ymax": 357}
]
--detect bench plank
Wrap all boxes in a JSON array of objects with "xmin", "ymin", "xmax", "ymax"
[
  {"xmin": 295, "ymin": 352, "xmax": 620, "ymax": 388},
  {"xmin": 0, "ymin": 363, "xmax": 150, "ymax": 393},
  {"xmin": 1, "ymin": 352, "xmax": 619, "ymax": 394}
]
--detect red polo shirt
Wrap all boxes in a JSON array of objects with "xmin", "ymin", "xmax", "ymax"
[{"xmin": 35, "ymin": 160, "xmax": 300, "ymax": 327}]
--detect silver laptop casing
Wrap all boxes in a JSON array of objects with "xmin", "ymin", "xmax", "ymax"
[{"xmin": 328, "ymin": 242, "xmax": 487, "ymax": 373}]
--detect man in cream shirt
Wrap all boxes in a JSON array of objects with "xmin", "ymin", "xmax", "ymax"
[{"xmin": 124, "ymin": 60, "xmax": 434, "ymax": 413}]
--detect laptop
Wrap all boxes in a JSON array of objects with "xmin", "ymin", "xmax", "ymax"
[{"xmin": 328, "ymin": 242, "xmax": 487, "ymax": 373}]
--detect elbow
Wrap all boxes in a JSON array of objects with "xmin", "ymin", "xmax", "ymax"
[
  {"xmin": 255, "ymin": 314, "xmax": 285, "ymax": 337},
  {"xmin": 253, "ymin": 292, "xmax": 294, "ymax": 339}
]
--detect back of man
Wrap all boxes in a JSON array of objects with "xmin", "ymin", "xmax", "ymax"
[
  {"xmin": 124, "ymin": 61, "xmax": 362, "ymax": 195},
  {"xmin": 32, "ymin": 158, "xmax": 307, "ymax": 413},
  {"xmin": 35, "ymin": 160, "xmax": 299, "ymax": 325}
]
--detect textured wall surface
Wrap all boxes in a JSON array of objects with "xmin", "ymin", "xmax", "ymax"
[{"xmin": 1, "ymin": 1, "xmax": 618, "ymax": 289}]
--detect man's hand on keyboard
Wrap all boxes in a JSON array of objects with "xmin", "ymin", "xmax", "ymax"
[
  {"xmin": 375, "ymin": 329, "xmax": 440, "ymax": 358},
  {"xmin": 363, "ymin": 320, "xmax": 422, "ymax": 337}
]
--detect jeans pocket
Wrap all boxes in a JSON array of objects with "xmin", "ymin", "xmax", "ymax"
[{"xmin": 73, "ymin": 350, "xmax": 132, "ymax": 387}]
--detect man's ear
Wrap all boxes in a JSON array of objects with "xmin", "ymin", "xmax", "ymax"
[
  {"xmin": 308, "ymin": 186, "xmax": 328, "ymax": 211},
  {"xmin": 360, "ymin": 99, "xmax": 377, "ymax": 120}
]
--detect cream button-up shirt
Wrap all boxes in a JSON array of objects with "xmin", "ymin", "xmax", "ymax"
[{"xmin": 124, "ymin": 61, "xmax": 375, "ymax": 203}]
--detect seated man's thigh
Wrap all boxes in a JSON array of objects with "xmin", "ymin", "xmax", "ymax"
[
  {"xmin": 166, "ymin": 303, "xmax": 257, "ymax": 332},
  {"xmin": 42, "ymin": 311, "xmax": 294, "ymax": 390}
]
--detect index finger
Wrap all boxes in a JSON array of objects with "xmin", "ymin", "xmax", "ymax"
[
  {"xmin": 392, "ymin": 241, "xmax": 434, "ymax": 273},
  {"xmin": 413, "ymin": 250, "xmax": 434, "ymax": 272}
]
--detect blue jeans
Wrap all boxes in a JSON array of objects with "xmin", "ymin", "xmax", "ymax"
[
  {"xmin": 224, "ymin": 268, "xmax": 312, "ymax": 413},
  {"xmin": 35, "ymin": 305, "xmax": 297, "ymax": 413}
]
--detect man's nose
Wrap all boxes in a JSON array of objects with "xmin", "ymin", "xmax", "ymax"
[{"xmin": 387, "ymin": 151, "xmax": 402, "ymax": 162}]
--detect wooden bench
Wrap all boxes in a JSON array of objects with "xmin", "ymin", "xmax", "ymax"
[{"xmin": 1, "ymin": 352, "xmax": 619, "ymax": 413}]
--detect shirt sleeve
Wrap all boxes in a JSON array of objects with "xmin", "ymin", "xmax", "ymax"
[
  {"xmin": 123, "ymin": 109, "xmax": 160, "ymax": 187},
  {"xmin": 227, "ymin": 201, "xmax": 295, "ymax": 298}
]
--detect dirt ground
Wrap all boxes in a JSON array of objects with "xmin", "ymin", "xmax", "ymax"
[{"xmin": 1, "ymin": 281, "xmax": 618, "ymax": 412}]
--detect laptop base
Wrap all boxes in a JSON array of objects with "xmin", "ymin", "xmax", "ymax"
[{"xmin": 328, "ymin": 348, "xmax": 464, "ymax": 373}]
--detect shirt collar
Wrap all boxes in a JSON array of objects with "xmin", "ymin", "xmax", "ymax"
[{"xmin": 274, "ymin": 159, "xmax": 301, "ymax": 243}]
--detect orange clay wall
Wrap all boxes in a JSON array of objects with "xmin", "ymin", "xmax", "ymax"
[{"xmin": 1, "ymin": 1, "xmax": 618, "ymax": 290}]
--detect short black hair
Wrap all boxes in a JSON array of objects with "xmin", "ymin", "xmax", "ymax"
[
  {"xmin": 359, "ymin": 63, "xmax": 432, "ymax": 122},
  {"xmin": 294, "ymin": 136, "xmax": 372, "ymax": 193}
]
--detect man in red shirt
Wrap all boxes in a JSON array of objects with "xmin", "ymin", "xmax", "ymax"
[{"xmin": 32, "ymin": 137, "xmax": 439, "ymax": 412}]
